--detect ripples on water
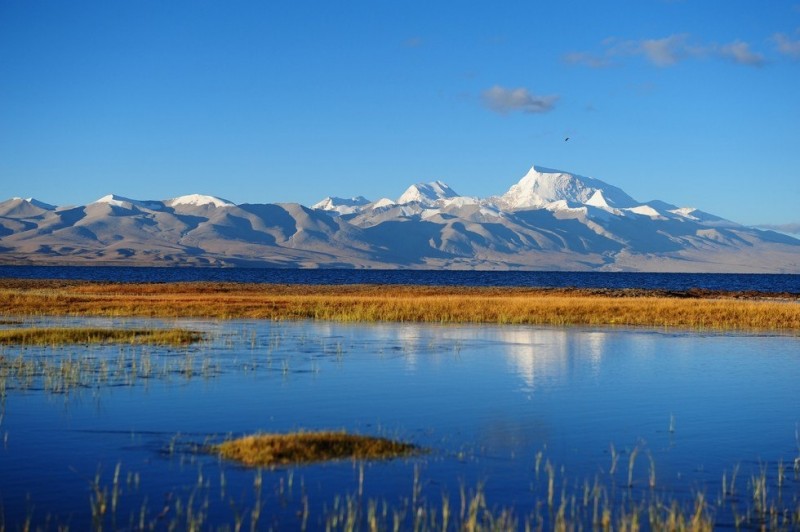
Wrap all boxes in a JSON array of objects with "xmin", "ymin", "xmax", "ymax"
[{"xmin": 2, "ymin": 265, "xmax": 800, "ymax": 292}]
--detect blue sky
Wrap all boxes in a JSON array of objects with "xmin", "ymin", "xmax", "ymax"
[{"xmin": 1, "ymin": 0, "xmax": 799, "ymax": 227}]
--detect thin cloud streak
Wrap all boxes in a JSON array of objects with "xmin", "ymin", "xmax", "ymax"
[
  {"xmin": 758, "ymin": 222, "xmax": 800, "ymax": 235},
  {"xmin": 565, "ymin": 34, "xmax": 766, "ymax": 68},
  {"xmin": 720, "ymin": 40, "xmax": 765, "ymax": 66},
  {"xmin": 773, "ymin": 32, "xmax": 800, "ymax": 58},
  {"xmin": 562, "ymin": 51, "xmax": 612, "ymax": 68},
  {"xmin": 403, "ymin": 36, "xmax": 424, "ymax": 48},
  {"xmin": 481, "ymin": 86, "xmax": 559, "ymax": 114},
  {"xmin": 640, "ymin": 34, "xmax": 695, "ymax": 66}
]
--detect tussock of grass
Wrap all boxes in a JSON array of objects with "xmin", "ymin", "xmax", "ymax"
[
  {"xmin": 2, "ymin": 280, "xmax": 799, "ymax": 331},
  {"xmin": 214, "ymin": 431, "xmax": 420, "ymax": 466},
  {"xmin": 0, "ymin": 327, "xmax": 202, "ymax": 346}
]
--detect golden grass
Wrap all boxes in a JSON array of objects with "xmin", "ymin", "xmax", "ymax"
[
  {"xmin": 0, "ymin": 327, "xmax": 202, "ymax": 346},
  {"xmin": 213, "ymin": 431, "xmax": 420, "ymax": 466},
  {"xmin": 1, "ymin": 279, "xmax": 799, "ymax": 331}
]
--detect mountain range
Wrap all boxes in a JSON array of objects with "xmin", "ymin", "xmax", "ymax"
[{"xmin": 1, "ymin": 165, "xmax": 798, "ymax": 272}]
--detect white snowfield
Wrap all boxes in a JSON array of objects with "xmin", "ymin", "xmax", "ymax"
[
  {"xmin": 166, "ymin": 194, "xmax": 234, "ymax": 208},
  {"xmin": 397, "ymin": 180, "xmax": 459, "ymax": 205},
  {"xmin": 313, "ymin": 165, "xmax": 728, "ymax": 224},
  {"xmin": 1, "ymin": 165, "xmax": 798, "ymax": 272}
]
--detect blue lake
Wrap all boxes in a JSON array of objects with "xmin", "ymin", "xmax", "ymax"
[
  {"xmin": 1, "ymin": 317, "xmax": 798, "ymax": 528},
  {"xmin": 2, "ymin": 265, "xmax": 800, "ymax": 292}
]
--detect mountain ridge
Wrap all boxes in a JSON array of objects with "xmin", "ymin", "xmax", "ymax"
[{"xmin": 2, "ymin": 165, "xmax": 798, "ymax": 272}]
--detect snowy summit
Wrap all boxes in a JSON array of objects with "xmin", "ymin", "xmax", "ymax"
[
  {"xmin": 166, "ymin": 194, "xmax": 234, "ymax": 208},
  {"xmin": 2, "ymin": 163, "xmax": 798, "ymax": 272},
  {"xmin": 398, "ymin": 180, "xmax": 459, "ymax": 205},
  {"xmin": 92, "ymin": 194, "xmax": 165, "ymax": 211},
  {"xmin": 313, "ymin": 196, "xmax": 371, "ymax": 215},
  {"xmin": 497, "ymin": 165, "xmax": 637, "ymax": 210}
]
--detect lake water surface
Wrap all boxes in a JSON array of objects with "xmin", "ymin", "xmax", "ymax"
[
  {"xmin": 3, "ymin": 265, "xmax": 800, "ymax": 292},
  {"xmin": 1, "ymin": 318, "xmax": 798, "ymax": 528}
]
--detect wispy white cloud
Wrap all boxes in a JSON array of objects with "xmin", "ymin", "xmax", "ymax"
[
  {"xmin": 565, "ymin": 34, "xmax": 766, "ymax": 68},
  {"xmin": 719, "ymin": 40, "xmax": 765, "ymax": 66},
  {"xmin": 403, "ymin": 36, "xmax": 424, "ymax": 48},
  {"xmin": 757, "ymin": 222, "xmax": 800, "ymax": 235},
  {"xmin": 481, "ymin": 86, "xmax": 559, "ymax": 114},
  {"xmin": 773, "ymin": 32, "xmax": 800, "ymax": 58},
  {"xmin": 562, "ymin": 51, "xmax": 612, "ymax": 68},
  {"xmin": 640, "ymin": 34, "xmax": 697, "ymax": 66}
]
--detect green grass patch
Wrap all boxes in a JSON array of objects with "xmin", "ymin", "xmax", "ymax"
[
  {"xmin": 0, "ymin": 327, "xmax": 203, "ymax": 346},
  {"xmin": 214, "ymin": 431, "xmax": 421, "ymax": 466}
]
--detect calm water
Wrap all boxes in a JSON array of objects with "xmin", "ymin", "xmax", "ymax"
[
  {"xmin": 1, "ymin": 318, "xmax": 798, "ymax": 528},
  {"xmin": 2, "ymin": 265, "xmax": 800, "ymax": 292}
]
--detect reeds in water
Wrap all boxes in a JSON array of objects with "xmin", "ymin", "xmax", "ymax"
[{"xmin": 0, "ymin": 327, "xmax": 202, "ymax": 346}]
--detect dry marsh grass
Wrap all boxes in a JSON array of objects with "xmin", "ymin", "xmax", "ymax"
[
  {"xmin": 1, "ymin": 279, "xmax": 799, "ymax": 331},
  {"xmin": 214, "ymin": 431, "xmax": 420, "ymax": 466},
  {"xmin": 0, "ymin": 327, "xmax": 202, "ymax": 346}
]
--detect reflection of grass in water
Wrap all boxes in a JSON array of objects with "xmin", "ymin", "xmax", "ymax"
[
  {"xmin": 0, "ymin": 327, "xmax": 202, "ymax": 346},
  {"xmin": 25, "ymin": 447, "xmax": 800, "ymax": 531},
  {"xmin": 9, "ymin": 431, "xmax": 800, "ymax": 529},
  {"xmin": 214, "ymin": 431, "xmax": 421, "ymax": 467},
  {"xmin": 0, "ymin": 324, "xmax": 352, "ymax": 397},
  {"xmin": 0, "ymin": 348, "xmax": 219, "ymax": 396}
]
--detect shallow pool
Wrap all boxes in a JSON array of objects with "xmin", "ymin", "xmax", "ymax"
[{"xmin": 1, "ymin": 318, "xmax": 798, "ymax": 528}]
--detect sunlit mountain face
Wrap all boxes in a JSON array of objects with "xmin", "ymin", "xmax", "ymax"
[{"xmin": 1, "ymin": 166, "xmax": 798, "ymax": 272}]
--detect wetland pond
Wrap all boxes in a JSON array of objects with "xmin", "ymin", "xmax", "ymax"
[{"xmin": 1, "ymin": 318, "xmax": 799, "ymax": 529}]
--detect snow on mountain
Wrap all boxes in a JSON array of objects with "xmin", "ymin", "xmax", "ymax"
[
  {"xmin": 0, "ymin": 197, "xmax": 57, "ymax": 218},
  {"xmin": 93, "ymin": 194, "xmax": 133, "ymax": 207},
  {"xmin": 371, "ymin": 198, "xmax": 396, "ymax": 209},
  {"xmin": 440, "ymin": 196, "xmax": 480, "ymax": 208},
  {"xmin": 625, "ymin": 205, "xmax": 663, "ymax": 218},
  {"xmin": 167, "ymin": 194, "xmax": 234, "ymax": 208},
  {"xmin": 93, "ymin": 194, "xmax": 166, "ymax": 211},
  {"xmin": 313, "ymin": 196, "xmax": 371, "ymax": 215},
  {"xmin": 21, "ymin": 198, "xmax": 56, "ymax": 210},
  {"xmin": 668, "ymin": 207, "xmax": 733, "ymax": 225},
  {"xmin": 2, "ymin": 163, "xmax": 798, "ymax": 272},
  {"xmin": 398, "ymin": 180, "xmax": 459, "ymax": 205},
  {"xmin": 496, "ymin": 165, "xmax": 638, "ymax": 210}
]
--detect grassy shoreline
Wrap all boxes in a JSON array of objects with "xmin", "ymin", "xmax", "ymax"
[{"xmin": 1, "ymin": 279, "xmax": 799, "ymax": 331}]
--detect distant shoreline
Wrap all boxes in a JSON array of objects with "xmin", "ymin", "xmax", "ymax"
[{"xmin": 2, "ymin": 279, "xmax": 799, "ymax": 331}]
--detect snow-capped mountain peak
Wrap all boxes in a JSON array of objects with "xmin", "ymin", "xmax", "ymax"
[
  {"xmin": 497, "ymin": 165, "xmax": 637, "ymax": 210},
  {"xmin": 371, "ymin": 198, "xmax": 396, "ymax": 209},
  {"xmin": 166, "ymin": 194, "xmax": 234, "ymax": 208},
  {"xmin": 92, "ymin": 194, "xmax": 165, "ymax": 211},
  {"xmin": 398, "ymin": 180, "xmax": 459, "ymax": 205},
  {"xmin": 9, "ymin": 197, "xmax": 56, "ymax": 210},
  {"xmin": 94, "ymin": 194, "xmax": 135, "ymax": 207},
  {"xmin": 313, "ymin": 196, "xmax": 371, "ymax": 215},
  {"xmin": 2, "ymin": 163, "xmax": 795, "ymax": 272}
]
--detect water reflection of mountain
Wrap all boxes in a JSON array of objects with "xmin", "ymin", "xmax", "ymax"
[
  {"xmin": 496, "ymin": 328, "xmax": 610, "ymax": 392},
  {"xmin": 251, "ymin": 321, "xmax": 664, "ymax": 393},
  {"xmin": 363, "ymin": 324, "xmax": 616, "ymax": 387}
]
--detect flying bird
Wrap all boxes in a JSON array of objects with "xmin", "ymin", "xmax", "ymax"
[{"xmin": 564, "ymin": 137, "xmax": 570, "ymax": 142}]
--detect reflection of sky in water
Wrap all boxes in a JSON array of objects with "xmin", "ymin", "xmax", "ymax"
[{"xmin": 1, "ymin": 317, "xmax": 799, "ymax": 528}]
